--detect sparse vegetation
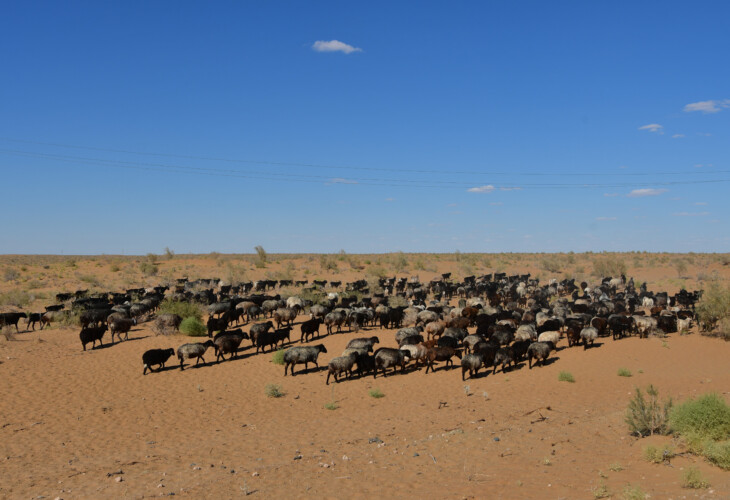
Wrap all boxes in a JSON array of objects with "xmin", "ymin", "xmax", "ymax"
[
  {"xmin": 681, "ymin": 467, "xmax": 710, "ymax": 489},
  {"xmin": 558, "ymin": 371, "xmax": 575, "ymax": 383},
  {"xmin": 369, "ymin": 388, "xmax": 385, "ymax": 398},
  {"xmin": 695, "ymin": 282, "xmax": 730, "ymax": 338},
  {"xmin": 158, "ymin": 299, "xmax": 203, "ymax": 322},
  {"xmin": 3, "ymin": 268, "xmax": 20, "ymax": 282},
  {"xmin": 0, "ymin": 289, "xmax": 34, "ymax": 308},
  {"xmin": 592, "ymin": 481, "xmax": 611, "ymax": 499},
  {"xmin": 643, "ymin": 444, "xmax": 675, "ymax": 463},
  {"xmin": 618, "ymin": 368, "xmax": 633, "ymax": 377},
  {"xmin": 593, "ymin": 255, "xmax": 627, "ymax": 278},
  {"xmin": 254, "ymin": 245, "xmax": 267, "ymax": 268},
  {"xmin": 622, "ymin": 484, "xmax": 646, "ymax": 500},
  {"xmin": 324, "ymin": 401, "xmax": 338, "ymax": 410},
  {"xmin": 139, "ymin": 261, "xmax": 158, "ymax": 276},
  {"xmin": 265, "ymin": 384, "xmax": 284, "ymax": 398},
  {"xmin": 609, "ymin": 462, "xmax": 624, "ymax": 472},
  {"xmin": 625, "ymin": 385, "xmax": 672, "ymax": 437},
  {"xmin": 179, "ymin": 317, "xmax": 207, "ymax": 337}
]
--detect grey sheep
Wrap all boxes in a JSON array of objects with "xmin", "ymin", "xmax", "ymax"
[
  {"xmin": 492, "ymin": 346, "xmax": 515, "ymax": 374},
  {"xmin": 177, "ymin": 340, "xmax": 215, "ymax": 370},
  {"xmin": 346, "ymin": 336, "xmax": 380, "ymax": 350},
  {"xmin": 326, "ymin": 352, "xmax": 359, "ymax": 385},
  {"xmin": 580, "ymin": 326, "xmax": 598, "ymax": 349},
  {"xmin": 154, "ymin": 313, "xmax": 182, "ymax": 333},
  {"xmin": 374, "ymin": 347, "xmax": 411, "ymax": 378},
  {"xmin": 274, "ymin": 307, "xmax": 297, "ymax": 329},
  {"xmin": 249, "ymin": 321, "xmax": 273, "ymax": 346},
  {"xmin": 461, "ymin": 353, "xmax": 485, "ymax": 380},
  {"xmin": 527, "ymin": 341, "xmax": 553, "ymax": 369},
  {"xmin": 110, "ymin": 317, "xmax": 137, "ymax": 343},
  {"xmin": 283, "ymin": 344, "xmax": 328, "ymax": 376},
  {"xmin": 143, "ymin": 348, "xmax": 175, "ymax": 375},
  {"xmin": 395, "ymin": 327, "xmax": 422, "ymax": 344},
  {"xmin": 462, "ymin": 334, "xmax": 486, "ymax": 353}
]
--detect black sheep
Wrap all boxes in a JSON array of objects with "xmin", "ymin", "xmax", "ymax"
[
  {"xmin": 80, "ymin": 325, "xmax": 107, "ymax": 351},
  {"xmin": 143, "ymin": 348, "xmax": 175, "ymax": 374}
]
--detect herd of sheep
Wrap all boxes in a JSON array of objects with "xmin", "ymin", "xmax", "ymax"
[{"xmin": 0, "ymin": 273, "xmax": 702, "ymax": 384}]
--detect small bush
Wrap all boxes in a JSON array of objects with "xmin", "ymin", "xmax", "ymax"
[
  {"xmin": 3, "ymin": 268, "xmax": 20, "ymax": 281},
  {"xmin": 696, "ymin": 282, "xmax": 730, "ymax": 335},
  {"xmin": 703, "ymin": 440, "xmax": 730, "ymax": 469},
  {"xmin": 625, "ymin": 385, "xmax": 672, "ymax": 437},
  {"xmin": 608, "ymin": 462, "xmax": 623, "ymax": 472},
  {"xmin": 618, "ymin": 368, "xmax": 633, "ymax": 377},
  {"xmin": 643, "ymin": 444, "xmax": 675, "ymax": 463},
  {"xmin": 265, "ymin": 384, "xmax": 284, "ymax": 398},
  {"xmin": 271, "ymin": 349, "xmax": 285, "ymax": 365},
  {"xmin": 369, "ymin": 388, "xmax": 385, "ymax": 399},
  {"xmin": 139, "ymin": 261, "xmax": 158, "ymax": 276},
  {"xmin": 324, "ymin": 401, "xmax": 338, "ymax": 410},
  {"xmin": 254, "ymin": 245, "xmax": 267, "ymax": 268},
  {"xmin": 592, "ymin": 255, "xmax": 627, "ymax": 278},
  {"xmin": 592, "ymin": 481, "xmax": 610, "ymax": 499},
  {"xmin": 164, "ymin": 247, "xmax": 175, "ymax": 260},
  {"xmin": 558, "ymin": 371, "xmax": 575, "ymax": 383},
  {"xmin": 0, "ymin": 290, "xmax": 33, "ymax": 308},
  {"xmin": 670, "ymin": 393, "xmax": 730, "ymax": 444},
  {"xmin": 158, "ymin": 299, "xmax": 203, "ymax": 322},
  {"xmin": 681, "ymin": 467, "xmax": 710, "ymax": 489},
  {"xmin": 180, "ymin": 317, "xmax": 207, "ymax": 337},
  {"xmin": 622, "ymin": 484, "xmax": 646, "ymax": 500}
]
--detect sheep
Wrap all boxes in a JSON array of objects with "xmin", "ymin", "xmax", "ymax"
[
  {"xmin": 424, "ymin": 320, "xmax": 446, "ymax": 339},
  {"xmin": 492, "ymin": 346, "xmax": 515, "ymax": 374},
  {"xmin": 256, "ymin": 327, "xmax": 291, "ymax": 353},
  {"xmin": 633, "ymin": 316, "xmax": 657, "ymax": 339},
  {"xmin": 39, "ymin": 310, "xmax": 67, "ymax": 329},
  {"xmin": 309, "ymin": 304, "xmax": 329, "ymax": 320},
  {"xmin": 514, "ymin": 324, "xmax": 537, "ymax": 342},
  {"xmin": 399, "ymin": 343, "xmax": 428, "ymax": 368},
  {"xmin": 527, "ymin": 341, "xmax": 553, "ymax": 368},
  {"xmin": 207, "ymin": 315, "xmax": 230, "ymax": 337},
  {"xmin": 677, "ymin": 317, "xmax": 692, "ymax": 334},
  {"xmin": 274, "ymin": 307, "xmax": 298, "ymax": 329},
  {"xmin": 109, "ymin": 317, "xmax": 137, "ymax": 343},
  {"xmin": 436, "ymin": 336, "xmax": 459, "ymax": 349},
  {"xmin": 342, "ymin": 346, "xmax": 372, "ymax": 358},
  {"xmin": 283, "ymin": 344, "xmax": 328, "ymax": 376},
  {"xmin": 177, "ymin": 340, "xmax": 215, "ymax": 370},
  {"xmin": 416, "ymin": 310, "xmax": 439, "ymax": 325},
  {"xmin": 79, "ymin": 325, "xmax": 107, "ymax": 351},
  {"xmin": 214, "ymin": 330, "xmax": 249, "ymax": 362},
  {"xmin": 442, "ymin": 327, "xmax": 468, "ymax": 342},
  {"xmin": 461, "ymin": 353, "xmax": 485, "ymax": 380},
  {"xmin": 249, "ymin": 321, "xmax": 273, "ymax": 345},
  {"xmin": 374, "ymin": 347, "xmax": 411, "ymax": 378},
  {"xmin": 26, "ymin": 312, "xmax": 43, "ymax": 331},
  {"xmin": 354, "ymin": 352, "xmax": 376, "ymax": 377},
  {"xmin": 462, "ymin": 334, "xmax": 485, "ymax": 353},
  {"xmin": 0, "ymin": 312, "xmax": 27, "ymax": 332},
  {"xmin": 424, "ymin": 346, "xmax": 462, "ymax": 373},
  {"xmin": 537, "ymin": 330, "xmax": 560, "ymax": 346},
  {"xmin": 395, "ymin": 327, "xmax": 422, "ymax": 344},
  {"xmin": 154, "ymin": 313, "xmax": 182, "ymax": 334},
  {"xmin": 79, "ymin": 308, "xmax": 111, "ymax": 329},
  {"xmin": 143, "ymin": 348, "xmax": 175, "ymax": 375},
  {"xmin": 472, "ymin": 340, "xmax": 499, "ymax": 368},
  {"xmin": 511, "ymin": 339, "xmax": 531, "ymax": 361},
  {"xmin": 400, "ymin": 334, "xmax": 425, "ymax": 346},
  {"xmin": 580, "ymin": 327, "xmax": 598, "ymax": 349},
  {"xmin": 346, "ymin": 336, "xmax": 380, "ymax": 350},
  {"xmin": 300, "ymin": 317, "xmax": 322, "ymax": 342},
  {"xmin": 324, "ymin": 310, "xmax": 347, "ymax": 334},
  {"xmin": 326, "ymin": 352, "xmax": 359, "ymax": 385}
]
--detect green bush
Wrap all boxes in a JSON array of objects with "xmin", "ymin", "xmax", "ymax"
[
  {"xmin": 696, "ymin": 282, "xmax": 730, "ymax": 335},
  {"xmin": 0, "ymin": 290, "xmax": 34, "ymax": 308},
  {"xmin": 271, "ymin": 349, "xmax": 285, "ymax": 365},
  {"xmin": 670, "ymin": 393, "xmax": 730, "ymax": 444},
  {"xmin": 180, "ymin": 317, "xmax": 207, "ymax": 337},
  {"xmin": 643, "ymin": 444, "xmax": 675, "ymax": 463},
  {"xmin": 158, "ymin": 299, "xmax": 203, "ymax": 322},
  {"xmin": 622, "ymin": 484, "xmax": 646, "ymax": 500},
  {"xmin": 324, "ymin": 401, "xmax": 338, "ymax": 410},
  {"xmin": 703, "ymin": 440, "xmax": 730, "ymax": 469},
  {"xmin": 681, "ymin": 467, "xmax": 710, "ymax": 489},
  {"xmin": 139, "ymin": 261, "xmax": 158, "ymax": 276},
  {"xmin": 592, "ymin": 255, "xmax": 627, "ymax": 278},
  {"xmin": 558, "ymin": 371, "xmax": 575, "ymax": 383},
  {"xmin": 618, "ymin": 368, "xmax": 633, "ymax": 377},
  {"xmin": 625, "ymin": 385, "xmax": 672, "ymax": 437}
]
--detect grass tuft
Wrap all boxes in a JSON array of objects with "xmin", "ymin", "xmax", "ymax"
[
  {"xmin": 625, "ymin": 385, "xmax": 672, "ymax": 437},
  {"xmin": 617, "ymin": 368, "xmax": 633, "ymax": 377},
  {"xmin": 643, "ymin": 444, "xmax": 675, "ymax": 463},
  {"xmin": 558, "ymin": 371, "xmax": 575, "ymax": 383},
  {"xmin": 180, "ymin": 317, "xmax": 207, "ymax": 337},
  {"xmin": 369, "ymin": 388, "xmax": 385, "ymax": 399},
  {"xmin": 265, "ymin": 384, "xmax": 284, "ymax": 398},
  {"xmin": 271, "ymin": 349, "xmax": 285, "ymax": 365}
]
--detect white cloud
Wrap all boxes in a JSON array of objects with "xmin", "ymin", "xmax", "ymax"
[
  {"xmin": 638, "ymin": 123, "xmax": 663, "ymax": 133},
  {"xmin": 499, "ymin": 186, "xmax": 522, "ymax": 191},
  {"xmin": 327, "ymin": 177, "xmax": 358, "ymax": 185},
  {"xmin": 672, "ymin": 134, "xmax": 685, "ymax": 138},
  {"xmin": 673, "ymin": 211, "xmax": 710, "ymax": 217},
  {"xmin": 595, "ymin": 217, "xmax": 617, "ymax": 221},
  {"xmin": 626, "ymin": 188, "xmax": 667, "ymax": 197},
  {"xmin": 604, "ymin": 193, "xmax": 619, "ymax": 197},
  {"xmin": 467, "ymin": 185, "xmax": 495, "ymax": 193},
  {"xmin": 312, "ymin": 40, "xmax": 362, "ymax": 54},
  {"xmin": 683, "ymin": 99, "xmax": 730, "ymax": 114}
]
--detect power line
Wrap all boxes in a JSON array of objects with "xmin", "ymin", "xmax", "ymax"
[
  {"xmin": 2, "ymin": 148, "xmax": 729, "ymax": 190},
  {"xmin": 0, "ymin": 136, "xmax": 724, "ymax": 178}
]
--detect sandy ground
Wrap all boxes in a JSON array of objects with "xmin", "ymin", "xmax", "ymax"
[{"xmin": 1, "ymin": 254, "xmax": 729, "ymax": 499}]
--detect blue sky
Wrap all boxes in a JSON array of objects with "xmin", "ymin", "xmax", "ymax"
[{"xmin": 1, "ymin": 1, "xmax": 728, "ymax": 254}]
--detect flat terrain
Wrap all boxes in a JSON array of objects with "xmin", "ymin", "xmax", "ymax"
[{"xmin": 1, "ymin": 253, "xmax": 729, "ymax": 499}]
